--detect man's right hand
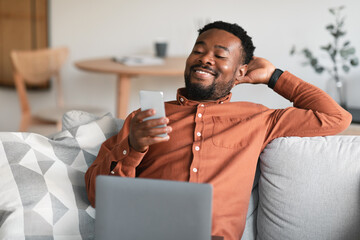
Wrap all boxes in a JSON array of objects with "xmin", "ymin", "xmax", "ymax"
[
  {"xmin": 238, "ymin": 57, "xmax": 276, "ymax": 85},
  {"xmin": 129, "ymin": 109, "xmax": 172, "ymax": 152}
]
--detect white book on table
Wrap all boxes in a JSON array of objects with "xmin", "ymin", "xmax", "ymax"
[{"xmin": 113, "ymin": 55, "xmax": 164, "ymax": 66}]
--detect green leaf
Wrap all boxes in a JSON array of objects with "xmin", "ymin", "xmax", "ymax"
[
  {"xmin": 332, "ymin": 30, "xmax": 346, "ymax": 38},
  {"xmin": 331, "ymin": 32, "xmax": 338, "ymax": 38},
  {"xmin": 329, "ymin": 8, "xmax": 335, "ymax": 15},
  {"xmin": 338, "ymin": 31, "xmax": 346, "ymax": 37},
  {"xmin": 347, "ymin": 47, "xmax": 356, "ymax": 54},
  {"xmin": 326, "ymin": 24, "xmax": 334, "ymax": 31},
  {"xmin": 302, "ymin": 48, "xmax": 312, "ymax": 58},
  {"xmin": 310, "ymin": 58, "xmax": 318, "ymax": 66},
  {"xmin": 330, "ymin": 49, "xmax": 337, "ymax": 61},
  {"xmin": 343, "ymin": 65, "xmax": 350, "ymax": 72},
  {"xmin": 343, "ymin": 41, "xmax": 350, "ymax": 47},
  {"xmin": 338, "ymin": 20, "xmax": 344, "ymax": 28},
  {"xmin": 315, "ymin": 66, "xmax": 325, "ymax": 73},
  {"xmin": 350, "ymin": 58, "xmax": 359, "ymax": 66},
  {"xmin": 321, "ymin": 44, "xmax": 332, "ymax": 51},
  {"xmin": 341, "ymin": 47, "xmax": 356, "ymax": 57},
  {"xmin": 340, "ymin": 49, "xmax": 349, "ymax": 58},
  {"xmin": 290, "ymin": 46, "xmax": 296, "ymax": 55}
]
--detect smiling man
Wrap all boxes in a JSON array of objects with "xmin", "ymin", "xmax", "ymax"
[
  {"xmin": 85, "ymin": 21, "xmax": 351, "ymax": 239},
  {"xmin": 184, "ymin": 26, "xmax": 249, "ymax": 101}
]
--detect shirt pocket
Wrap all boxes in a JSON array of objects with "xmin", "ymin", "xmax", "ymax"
[{"xmin": 211, "ymin": 116, "xmax": 248, "ymax": 149}]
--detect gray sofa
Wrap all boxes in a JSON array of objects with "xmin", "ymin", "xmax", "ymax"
[
  {"xmin": 1, "ymin": 111, "xmax": 359, "ymax": 240},
  {"xmin": 242, "ymin": 136, "xmax": 360, "ymax": 240}
]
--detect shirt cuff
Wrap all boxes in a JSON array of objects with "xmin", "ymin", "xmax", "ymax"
[{"xmin": 112, "ymin": 137, "xmax": 148, "ymax": 168}]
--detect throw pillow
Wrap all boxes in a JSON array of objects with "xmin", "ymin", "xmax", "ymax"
[
  {"xmin": 62, "ymin": 110, "xmax": 124, "ymax": 133},
  {"xmin": 257, "ymin": 136, "xmax": 360, "ymax": 240},
  {"xmin": 0, "ymin": 112, "xmax": 120, "ymax": 239},
  {"xmin": 62, "ymin": 110, "xmax": 102, "ymax": 130}
]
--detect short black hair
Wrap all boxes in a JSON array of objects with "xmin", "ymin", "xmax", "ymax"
[{"xmin": 198, "ymin": 21, "xmax": 255, "ymax": 64}]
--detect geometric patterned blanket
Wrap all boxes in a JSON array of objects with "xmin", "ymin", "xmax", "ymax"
[{"xmin": 0, "ymin": 111, "xmax": 122, "ymax": 239}]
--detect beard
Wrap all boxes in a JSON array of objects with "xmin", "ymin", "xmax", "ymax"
[
  {"xmin": 185, "ymin": 74, "xmax": 215, "ymax": 100},
  {"xmin": 184, "ymin": 66, "xmax": 236, "ymax": 101}
]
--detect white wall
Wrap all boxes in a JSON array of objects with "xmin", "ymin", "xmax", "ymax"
[{"xmin": 1, "ymin": 0, "xmax": 360, "ymax": 131}]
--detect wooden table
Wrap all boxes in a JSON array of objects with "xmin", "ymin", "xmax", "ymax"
[{"xmin": 75, "ymin": 56, "xmax": 186, "ymax": 119}]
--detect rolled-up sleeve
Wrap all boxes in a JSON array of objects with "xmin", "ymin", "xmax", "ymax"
[
  {"xmin": 85, "ymin": 110, "xmax": 147, "ymax": 207},
  {"xmin": 263, "ymin": 71, "xmax": 352, "ymax": 145}
]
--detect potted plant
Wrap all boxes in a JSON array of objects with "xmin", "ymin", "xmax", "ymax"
[{"xmin": 290, "ymin": 6, "xmax": 358, "ymax": 109}]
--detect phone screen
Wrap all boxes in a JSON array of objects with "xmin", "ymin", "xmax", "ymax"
[{"xmin": 139, "ymin": 90, "xmax": 167, "ymax": 137}]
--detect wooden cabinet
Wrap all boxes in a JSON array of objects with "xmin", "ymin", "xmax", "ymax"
[{"xmin": 0, "ymin": 0, "xmax": 48, "ymax": 87}]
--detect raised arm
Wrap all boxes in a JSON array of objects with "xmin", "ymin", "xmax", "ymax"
[
  {"xmin": 238, "ymin": 57, "xmax": 352, "ymax": 143},
  {"xmin": 264, "ymin": 71, "xmax": 351, "ymax": 142}
]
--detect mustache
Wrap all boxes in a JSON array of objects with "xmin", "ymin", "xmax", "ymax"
[{"xmin": 190, "ymin": 64, "xmax": 217, "ymax": 76}]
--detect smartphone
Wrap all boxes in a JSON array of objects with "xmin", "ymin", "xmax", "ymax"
[{"xmin": 139, "ymin": 90, "xmax": 167, "ymax": 137}]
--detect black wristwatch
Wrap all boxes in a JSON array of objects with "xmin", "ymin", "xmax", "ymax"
[{"xmin": 268, "ymin": 69, "xmax": 283, "ymax": 89}]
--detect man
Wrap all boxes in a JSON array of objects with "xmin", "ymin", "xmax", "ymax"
[{"xmin": 85, "ymin": 21, "xmax": 351, "ymax": 239}]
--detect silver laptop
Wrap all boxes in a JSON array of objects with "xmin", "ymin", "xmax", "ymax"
[{"xmin": 95, "ymin": 176, "xmax": 213, "ymax": 240}]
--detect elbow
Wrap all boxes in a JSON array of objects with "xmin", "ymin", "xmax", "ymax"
[
  {"xmin": 316, "ymin": 108, "xmax": 352, "ymax": 135},
  {"xmin": 334, "ymin": 108, "xmax": 352, "ymax": 133}
]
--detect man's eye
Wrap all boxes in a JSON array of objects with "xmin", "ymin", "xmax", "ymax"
[
  {"xmin": 193, "ymin": 50, "xmax": 202, "ymax": 54},
  {"xmin": 215, "ymin": 55, "xmax": 226, "ymax": 59}
]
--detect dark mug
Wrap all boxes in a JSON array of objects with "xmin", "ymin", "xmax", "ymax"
[{"xmin": 155, "ymin": 42, "xmax": 167, "ymax": 58}]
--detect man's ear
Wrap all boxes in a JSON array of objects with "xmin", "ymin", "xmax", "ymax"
[{"xmin": 234, "ymin": 64, "xmax": 248, "ymax": 85}]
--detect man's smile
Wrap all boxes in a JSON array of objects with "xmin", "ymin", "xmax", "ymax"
[{"xmin": 191, "ymin": 65, "xmax": 217, "ymax": 80}]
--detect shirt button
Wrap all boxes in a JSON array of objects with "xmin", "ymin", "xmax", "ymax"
[
  {"xmin": 220, "ymin": 101, "xmax": 224, "ymax": 104},
  {"xmin": 110, "ymin": 171, "xmax": 115, "ymax": 175},
  {"xmin": 180, "ymin": 97, "xmax": 184, "ymax": 102},
  {"xmin": 197, "ymin": 113, "xmax": 202, "ymax": 118},
  {"xmin": 192, "ymin": 168, "xmax": 198, "ymax": 173},
  {"xmin": 197, "ymin": 132, "xmax": 201, "ymax": 137},
  {"xmin": 200, "ymin": 104, "xmax": 204, "ymax": 107},
  {"xmin": 123, "ymin": 150, "xmax": 127, "ymax": 155},
  {"xmin": 195, "ymin": 146, "xmax": 200, "ymax": 151}
]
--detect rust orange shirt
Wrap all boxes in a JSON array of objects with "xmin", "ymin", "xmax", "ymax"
[{"xmin": 85, "ymin": 71, "xmax": 351, "ymax": 240}]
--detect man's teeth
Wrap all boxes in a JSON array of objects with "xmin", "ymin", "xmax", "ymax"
[{"xmin": 196, "ymin": 70, "xmax": 211, "ymax": 74}]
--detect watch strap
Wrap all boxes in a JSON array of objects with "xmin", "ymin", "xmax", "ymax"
[{"xmin": 268, "ymin": 68, "xmax": 283, "ymax": 89}]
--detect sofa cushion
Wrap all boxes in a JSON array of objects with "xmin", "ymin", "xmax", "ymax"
[
  {"xmin": 257, "ymin": 136, "xmax": 360, "ymax": 240},
  {"xmin": 0, "ymin": 111, "xmax": 121, "ymax": 239},
  {"xmin": 241, "ymin": 162, "xmax": 260, "ymax": 240}
]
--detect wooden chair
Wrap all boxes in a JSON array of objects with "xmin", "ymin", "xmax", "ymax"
[{"xmin": 11, "ymin": 47, "xmax": 105, "ymax": 132}]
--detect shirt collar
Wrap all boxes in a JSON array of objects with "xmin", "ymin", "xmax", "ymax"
[{"xmin": 176, "ymin": 88, "xmax": 232, "ymax": 106}]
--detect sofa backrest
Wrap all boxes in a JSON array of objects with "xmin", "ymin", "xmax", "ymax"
[{"xmin": 253, "ymin": 136, "xmax": 360, "ymax": 240}]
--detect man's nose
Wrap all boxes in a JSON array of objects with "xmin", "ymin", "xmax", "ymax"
[{"xmin": 198, "ymin": 52, "xmax": 214, "ymax": 65}]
